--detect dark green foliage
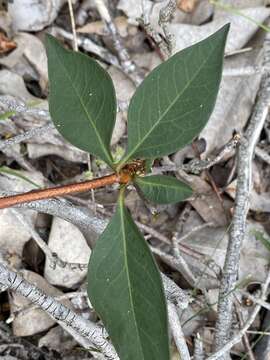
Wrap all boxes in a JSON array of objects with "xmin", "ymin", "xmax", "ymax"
[
  {"xmin": 119, "ymin": 24, "xmax": 229, "ymax": 165},
  {"xmin": 88, "ymin": 192, "xmax": 170, "ymax": 360},
  {"xmin": 46, "ymin": 35, "xmax": 116, "ymax": 167},
  {"xmin": 135, "ymin": 175, "xmax": 192, "ymax": 204},
  {"xmin": 46, "ymin": 24, "xmax": 229, "ymax": 360}
]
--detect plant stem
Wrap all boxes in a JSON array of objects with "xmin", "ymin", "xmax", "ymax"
[{"xmin": 0, "ymin": 172, "xmax": 131, "ymax": 209}]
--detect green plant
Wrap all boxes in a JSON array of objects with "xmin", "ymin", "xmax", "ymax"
[{"xmin": 0, "ymin": 24, "xmax": 229, "ymax": 359}]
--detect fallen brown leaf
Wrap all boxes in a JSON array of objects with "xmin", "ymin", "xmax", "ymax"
[{"xmin": 0, "ymin": 32, "xmax": 16, "ymax": 53}]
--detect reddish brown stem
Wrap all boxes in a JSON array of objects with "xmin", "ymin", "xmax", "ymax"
[{"xmin": 0, "ymin": 172, "xmax": 131, "ymax": 210}]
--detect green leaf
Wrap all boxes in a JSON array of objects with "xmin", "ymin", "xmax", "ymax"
[
  {"xmin": 87, "ymin": 191, "xmax": 170, "ymax": 360},
  {"xmin": 120, "ymin": 24, "xmax": 229, "ymax": 165},
  {"xmin": 46, "ymin": 35, "xmax": 116, "ymax": 167},
  {"xmin": 135, "ymin": 175, "xmax": 192, "ymax": 204}
]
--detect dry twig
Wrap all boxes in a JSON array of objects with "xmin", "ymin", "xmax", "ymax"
[
  {"xmin": 0, "ymin": 262, "xmax": 118, "ymax": 359},
  {"xmin": 209, "ymin": 270, "xmax": 270, "ymax": 360},
  {"xmin": 95, "ymin": 0, "xmax": 143, "ymax": 85},
  {"xmin": 0, "ymin": 124, "xmax": 54, "ymax": 151},
  {"xmin": 159, "ymin": 0, "xmax": 177, "ymax": 55},
  {"xmin": 213, "ymin": 27, "xmax": 270, "ymax": 358},
  {"xmin": 67, "ymin": 0, "xmax": 78, "ymax": 51},
  {"xmin": 168, "ymin": 301, "xmax": 191, "ymax": 360},
  {"xmin": 194, "ymin": 333, "xmax": 205, "ymax": 360}
]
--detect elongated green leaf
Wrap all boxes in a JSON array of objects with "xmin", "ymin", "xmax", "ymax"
[
  {"xmin": 87, "ymin": 191, "xmax": 170, "ymax": 360},
  {"xmin": 46, "ymin": 35, "xmax": 116, "ymax": 167},
  {"xmin": 135, "ymin": 175, "xmax": 192, "ymax": 204},
  {"xmin": 121, "ymin": 24, "xmax": 229, "ymax": 165}
]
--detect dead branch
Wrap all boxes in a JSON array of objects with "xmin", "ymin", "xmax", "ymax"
[
  {"xmin": 213, "ymin": 26, "xmax": 270, "ymax": 358},
  {"xmin": 159, "ymin": 0, "xmax": 177, "ymax": 55},
  {"xmin": 95, "ymin": 0, "xmax": 143, "ymax": 85},
  {"xmin": 0, "ymin": 262, "xmax": 119, "ymax": 360},
  {"xmin": 209, "ymin": 269, "xmax": 270, "ymax": 360},
  {"xmin": 0, "ymin": 124, "xmax": 53, "ymax": 151},
  {"xmin": 194, "ymin": 333, "xmax": 205, "ymax": 360},
  {"xmin": 168, "ymin": 301, "xmax": 191, "ymax": 360}
]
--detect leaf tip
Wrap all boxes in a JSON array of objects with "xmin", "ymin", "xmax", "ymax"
[{"xmin": 218, "ymin": 22, "xmax": 230, "ymax": 41}]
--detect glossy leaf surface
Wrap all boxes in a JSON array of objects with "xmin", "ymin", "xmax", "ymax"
[
  {"xmin": 46, "ymin": 35, "xmax": 116, "ymax": 167},
  {"xmin": 122, "ymin": 25, "xmax": 229, "ymax": 163},
  {"xmin": 87, "ymin": 192, "xmax": 170, "ymax": 360},
  {"xmin": 135, "ymin": 175, "xmax": 192, "ymax": 204}
]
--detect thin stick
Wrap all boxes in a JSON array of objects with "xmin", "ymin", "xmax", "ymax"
[
  {"xmin": 159, "ymin": 0, "xmax": 177, "ymax": 56},
  {"xmin": 213, "ymin": 25, "xmax": 270, "ymax": 356},
  {"xmin": 0, "ymin": 173, "xmax": 129, "ymax": 209},
  {"xmin": 0, "ymin": 262, "xmax": 118, "ymax": 359},
  {"xmin": 95, "ymin": 0, "xmax": 143, "ymax": 85},
  {"xmin": 0, "ymin": 124, "xmax": 54, "ymax": 151},
  {"xmin": 209, "ymin": 270, "xmax": 270, "ymax": 360},
  {"xmin": 255, "ymin": 146, "xmax": 270, "ymax": 165},
  {"xmin": 194, "ymin": 333, "xmax": 205, "ymax": 360},
  {"xmin": 235, "ymin": 303, "xmax": 256, "ymax": 360},
  {"xmin": 154, "ymin": 134, "xmax": 240, "ymax": 175},
  {"xmin": 168, "ymin": 301, "xmax": 191, "ymax": 360},
  {"xmin": 8, "ymin": 291, "xmax": 87, "ymax": 321},
  {"xmin": 67, "ymin": 0, "xmax": 78, "ymax": 51}
]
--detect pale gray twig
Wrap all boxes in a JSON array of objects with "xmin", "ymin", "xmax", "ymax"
[
  {"xmin": 139, "ymin": 221, "xmax": 220, "ymax": 280},
  {"xmin": 161, "ymin": 273, "xmax": 190, "ymax": 310},
  {"xmin": 0, "ymin": 96, "xmax": 50, "ymax": 119},
  {"xmin": 0, "ymin": 193, "xmax": 103, "ymax": 248},
  {"xmin": 209, "ymin": 270, "xmax": 270, "ymax": 360},
  {"xmin": 0, "ymin": 96, "xmax": 54, "ymax": 151},
  {"xmin": 235, "ymin": 304, "xmax": 256, "ymax": 360},
  {"xmin": 159, "ymin": 0, "xmax": 176, "ymax": 56},
  {"xmin": 151, "ymin": 246, "xmax": 199, "ymax": 287},
  {"xmin": 213, "ymin": 27, "xmax": 270, "ymax": 357},
  {"xmin": 255, "ymin": 146, "xmax": 270, "ymax": 165},
  {"xmin": 55, "ymin": 27, "xmax": 119, "ymax": 67},
  {"xmin": 168, "ymin": 301, "xmax": 191, "ymax": 360},
  {"xmin": 223, "ymin": 65, "xmax": 262, "ymax": 77},
  {"xmin": 171, "ymin": 235, "xmax": 197, "ymax": 286},
  {"xmin": 0, "ymin": 124, "xmax": 53, "ymax": 151},
  {"xmin": 175, "ymin": 223, "xmax": 213, "ymax": 244},
  {"xmin": 0, "ymin": 262, "xmax": 118, "ymax": 359},
  {"xmin": 194, "ymin": 333, "xmax": 205, "ymax": 360},
  {"xmin": 95, "ymin": 0, "xmax": 143, "ymax": 85},
  {"xmin": 137, "ymin": 221, "xmax": 201, "ymax": 258},
  {"xmin": 225, "ymin": 47, "xmax": 253, "ymax": 57},
  {"xmin": 139, "ymin": 0, "xmax": 167, "ymax": 60},
  {"xmin": 8, "ymin": 290, "xmax": 87, "ymax": 322},
  {"xmin": 67, "ymin": 0, "xmax": 78, "ymax": 51},
  {"xmin": 154, "ymin": 135, "xmax": 240, "ymax": 175}
]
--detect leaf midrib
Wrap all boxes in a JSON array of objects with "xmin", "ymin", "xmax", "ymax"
[
  {"xmin": 137, "ymin": 178, "xmax": 189, "ymax": 191},
  {"xmin": 125, "ymin": 39, "xmax": 220, "ymax": 162},
  {"xmin": 54, "ymin": 45, "xmax": 113, "ymax": 165},
  {"xmin": 119, "ymin": 201, "xmax": 144, "ymax": 359}
]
